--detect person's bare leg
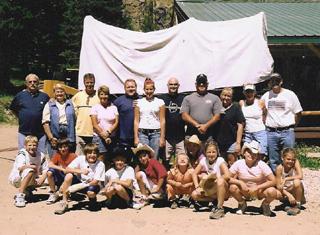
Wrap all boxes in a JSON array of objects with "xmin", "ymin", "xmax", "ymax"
[
  {"xmin": 19, "ymin": 171, "xmax": 34, "ymax": 193},
  {"xmin": 60, "ymin": 173, "xmax": 73, "ymax": 201},
  {"xmin": 136, "ymin": 172, "xmax": 148, "ymax": 196},
  {"xmin": 292, "ymin": 179, "xmax": 303, "ymax": 203},
  {"xmin": 114, "ymin": 184, "xmax": 130, "ymax": 201},
  {"xmin": 47, "ymin": 171, "xmax": 56, "ymax": 192},
  {"xmin": 216, "ymin": 178, "xmax": 227, "ymax": 208},
  {"xmin": 229, "ymin": 184, "xmax": 244, "ymax": 203}
]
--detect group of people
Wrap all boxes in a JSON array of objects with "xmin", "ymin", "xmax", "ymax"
[{"xmin": 8, "ymin": 72, "xmax": 305, "ymax": 219}]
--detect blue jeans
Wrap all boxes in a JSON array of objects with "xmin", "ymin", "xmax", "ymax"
[
  {"xmin": 18, "ymin": 133, "xmax": 46, "ymax": 155},
  {"xmin": 138, "ymin": 129, "xmax": 161, "ymax": 159},
  {"xmin": 267, "ymin": 128, "xmax": 295, "ymax": 172},
  {"xmin": 243, "ymin": 130, "xmax": 268, "ymax": 155}
]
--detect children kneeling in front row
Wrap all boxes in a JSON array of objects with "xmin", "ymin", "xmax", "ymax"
[
  {"xmin": 275, "ymin": 148, "xmax": 306, "ymax": 216},
  {"xmin": 54, "ymin": 143, "xmax": 105, "ymax": 214},
  {"xmin": 9, "ymin": 136, "xmax": 48, "ymax": 207}
]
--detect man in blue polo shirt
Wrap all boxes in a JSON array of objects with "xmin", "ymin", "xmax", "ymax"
[
  {"xmin": 10, "ymin": 73, "xmax": 49, "ymax": 153},
  {"xmin": 113, "ymin": 79, "xmax": 140, "ymax": 148}
]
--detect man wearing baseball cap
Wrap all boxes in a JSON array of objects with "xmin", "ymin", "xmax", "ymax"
[
  {"xmin": 180, "ymin": 74, "xmax": 222, "ymax": 142},
  {"xmin": 261, "ymin": 73, "xmax": 302, "ymax": 172}
]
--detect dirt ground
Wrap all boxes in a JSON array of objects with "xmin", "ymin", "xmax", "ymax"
[{"xmin": 0, "ymin": 124, "xmax": 319, "ymax": 235}]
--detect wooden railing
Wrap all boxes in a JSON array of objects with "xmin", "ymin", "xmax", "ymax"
[{"xmin": 295, "ymin": 111, "xmax": 320, "ymax": 139}]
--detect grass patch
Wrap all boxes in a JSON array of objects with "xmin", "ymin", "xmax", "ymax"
[
  {"xmin": 296, "ymin": 144, "xmax": 320, "ymax": 170},
  {"xmin": 0, "ymin": 93, "xmax": 17, "ymax": 124}
]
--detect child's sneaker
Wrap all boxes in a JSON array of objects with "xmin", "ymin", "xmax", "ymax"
[
  {"xmin": 236, "ymin": 201, "xmax": 247, "ymax": 215},
  {"xmin": 209, "ymin": 207, "xmax": 225, "ymax": 219},
  {"xmin": 54, "ymin": 202, "xmax": 68, "ymax": 215},
  {"xmin": 261, "ymin": 203, "xmax": 272, "ymax": 217},
  {"xmin": 46, "ymin": 192, "xmax": 59, "ymax": 205},
  {"xmin": 88, "ymin": 198, "xmax": 100, "ymax": 211},
  {"xmin": 287, "ymin": 207, "xmax": 301, "ymax": 216},
  {"xmin": 132, "ymin": 197, "xmax": 148, "ymax": 210},
  {"xmin": 14, "ymin": 193, "xmax": 26, "ymax": 208},
  {"xmin": 170, "ymin": 200, "xmax": 178, "ymax": 209}
]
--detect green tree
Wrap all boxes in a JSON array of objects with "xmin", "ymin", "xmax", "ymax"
[{"xmin": 59, "ymin": 0, "xmax": 127, "ymax": 69}]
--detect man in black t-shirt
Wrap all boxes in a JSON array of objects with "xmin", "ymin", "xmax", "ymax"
[{"xmin": 160, "ymin": 77, "xmax": 186, "ymax": 168}]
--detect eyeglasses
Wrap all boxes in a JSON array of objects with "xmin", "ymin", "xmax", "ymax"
[
  {"xmin": 27, "ymin": 80, "xmax": 38, "ymax": 84},
  {"xmin": 168, "ymin": 83, "xmax": 178, "ymax": 86}
]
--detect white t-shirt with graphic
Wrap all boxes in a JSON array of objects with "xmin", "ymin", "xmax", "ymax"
[
  {"xmin": 261, "ymin": 88, "xmax": 302, "ymax": 128},
  {"xmin": 68, "ymin": 155, "xmax": 105, "ymax": 183}
]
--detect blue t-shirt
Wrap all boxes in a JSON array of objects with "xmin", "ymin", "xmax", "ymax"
[
  {"xmin": 113, "ymin": 94, "xmax": 140, "ymax": 145},
  {"xmin": 10, "ymin": 90, "xmax": 49, "ymax": 137}
]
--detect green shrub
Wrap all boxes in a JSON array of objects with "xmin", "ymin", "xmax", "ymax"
[{"xmin": 296, "ymin": 143, "xmax": 320, "ymax": 170}]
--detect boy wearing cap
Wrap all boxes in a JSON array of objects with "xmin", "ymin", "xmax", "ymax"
[
  {"xmin": 239, "ymin": 84, "xmax": 267, "ymax": 158},
  {"xmin": 229, "ymin": 140, "xmax": 278, "ymax": 216},
  {"xmin": 104, "ymin": 147, "xmax": 135, "ymax": 209},
  {"xmin": 261, "ymin": 73, "xmax": 302, "ymax": 172},
  {"xmin": 133, "ymin": 144, "xmax": 167, "ymax": 208},
  {"xmin": 181, "ymin": 74, "xmax": 222, "ymax": 142}
]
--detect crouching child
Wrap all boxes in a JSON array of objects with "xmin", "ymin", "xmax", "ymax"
[
  {"xmin": 132, "ymin": 144, "xmax": 167, "ymax": 209},
  {"xmin": 46, "ymin": 138, "xmax": 77, "ymax": 204},
  {"xmin": 54, "ymin": 143, "xmax": 105, "ymax": 214},
  {"xmin": 9, "ymin": 135, "xmax": 48, "ymax": 208},
  {"xmin": 104, "ymin": 147, "xmax": 135, "ymax": 209}
]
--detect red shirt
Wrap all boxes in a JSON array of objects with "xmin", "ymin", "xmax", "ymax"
[
  {"xmin": 51, "ymin": 152, "xmax": 77, "ymax": 169},
  {"xmin": 139, "ymin": 159, "xmax": 167, "ymax": 184}
]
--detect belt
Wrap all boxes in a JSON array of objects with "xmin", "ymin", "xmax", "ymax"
[
  {"xmin": 139, "ymin": 128, "xmax": 160, "ymax": 135},
  {"xmin": 266, "ymin": 125, "xmax": 295, "ymax": 132}
]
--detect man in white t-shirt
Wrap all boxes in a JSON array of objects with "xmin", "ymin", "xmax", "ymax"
[{"xmin": 261, "ymin": 73, "xmax": 302, "ymax": 172}]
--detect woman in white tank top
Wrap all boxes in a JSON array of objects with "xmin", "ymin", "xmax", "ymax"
[{"xmin": 239, "ymin": 84, "xmax": 267, "ymax": 156}]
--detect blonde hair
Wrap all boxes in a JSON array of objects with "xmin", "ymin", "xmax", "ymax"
[
  {"xmin": 83, "ymin": 143, "xmax": 99, "ymax": 156},
  {"xmin": 53, "ymin": 83, "xmax": 65, "ymax": 92},
  {"xmin": 24, "ymin": 135, "xmax": 38, "ymax": 145},
  {"xmin": 220, "ymin": 87, "xmax": 233, "ymax": 97},
  {"xmin": 204, "ymin": 140, "xmax": 220, "ymax": 157},
  {"xmin": 98, "ymin": 85, "xmax": 110, "ymax": 95},
  {"xmin": 174, "ymin": 153, "xmax": 191, "ymax": 169},
  {"xmin": 281, "ymin": 147, "xmax": 296, "ymax": 159}
]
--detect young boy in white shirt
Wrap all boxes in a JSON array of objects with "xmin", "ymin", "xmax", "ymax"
[
  {"xmin": 9, "ymin": 135, "xmax": 48, "ymax": 208},
  {"xmin": 54, "ymin": 143, "xmax": 105, "ymax": 214},
  {"xmin": 104, "ymin": 147, "xmax": 135, "ymax": 209}
]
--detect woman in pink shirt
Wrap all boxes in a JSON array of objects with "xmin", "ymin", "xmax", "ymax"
[
  {"xmin": 229, "ymin": 140, "xmax": 278, "ymax": 217},
  {"xmin": 90, "ymin": 85, "xmax": 119, "ymax": 168}
]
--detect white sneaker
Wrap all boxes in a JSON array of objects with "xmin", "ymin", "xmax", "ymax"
[
  {"xmin": 46, "ymin": 192, "xmax": 59, "ymax": 205},
  {"xmin": 14, "ymin": 193, "xmax": 26, "ymax": 208}
]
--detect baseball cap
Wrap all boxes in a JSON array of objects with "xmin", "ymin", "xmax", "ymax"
[
  {"xmin": 243, "ymin": 84, "xmax": 256, "ymax": 91},
  {"xmin": 196, "ymin": 74, "xmax": 208, "ymax": 85},
  {"xmin": 269, "ymin": 73, "xmax": 282, "ymax": 87}
]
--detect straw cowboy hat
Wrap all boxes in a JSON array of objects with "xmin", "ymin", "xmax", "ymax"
[
  {"xmin": 186, "ymin": 135, "xmax": 201, "ymax": 146},
  {"xmin": 242, "ymin": 140, "xmax": 261, "ymax": 155},
  {"xmin": 199, "ymin": 174, "xmax": 217, "ymax": 197},
  {"xmin": 131, "ymin": 143, "xmax": 155, "ymax": 156}
]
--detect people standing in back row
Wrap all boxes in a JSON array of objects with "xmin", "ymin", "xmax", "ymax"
[
  {"xmin": 261, "ymin": 73, "xmax": 302, "ymax": 172},
  {"xmin": 239, "ymin": 84, "xmax": 268, "ymax": 159},
  {"xmin": 10, "ymin": 74, "xmax": 49, "ymax": 154},
  {"xmin": 134, "ymin": 78, "xmax": 165, "ymax": 159},
  {"xmin": 180, "ymin": 74, "xmax": 222, "ymax": 142},
  {"xmin": 113, "ymin": 79, "xmax": 140, "ymax": 148},
  {"xmin": 160, "ymin": 77, "xmax": 186, "ymax": 169},
  {"xmin": 72, "ymin": 73, "xmax": 100, "ymax": 154}
]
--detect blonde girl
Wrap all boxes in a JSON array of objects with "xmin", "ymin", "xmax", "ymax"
[
  {"xmin": 166, "ymin": 153, "xmax": 194, "ymax": 209},
  {"xmin": 276, "ymin": 148, "xmax": 305, "ymax": 215},
  {"xmin": 191, "ymin": 140, "xmax": 230, "ymax": 219}
]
